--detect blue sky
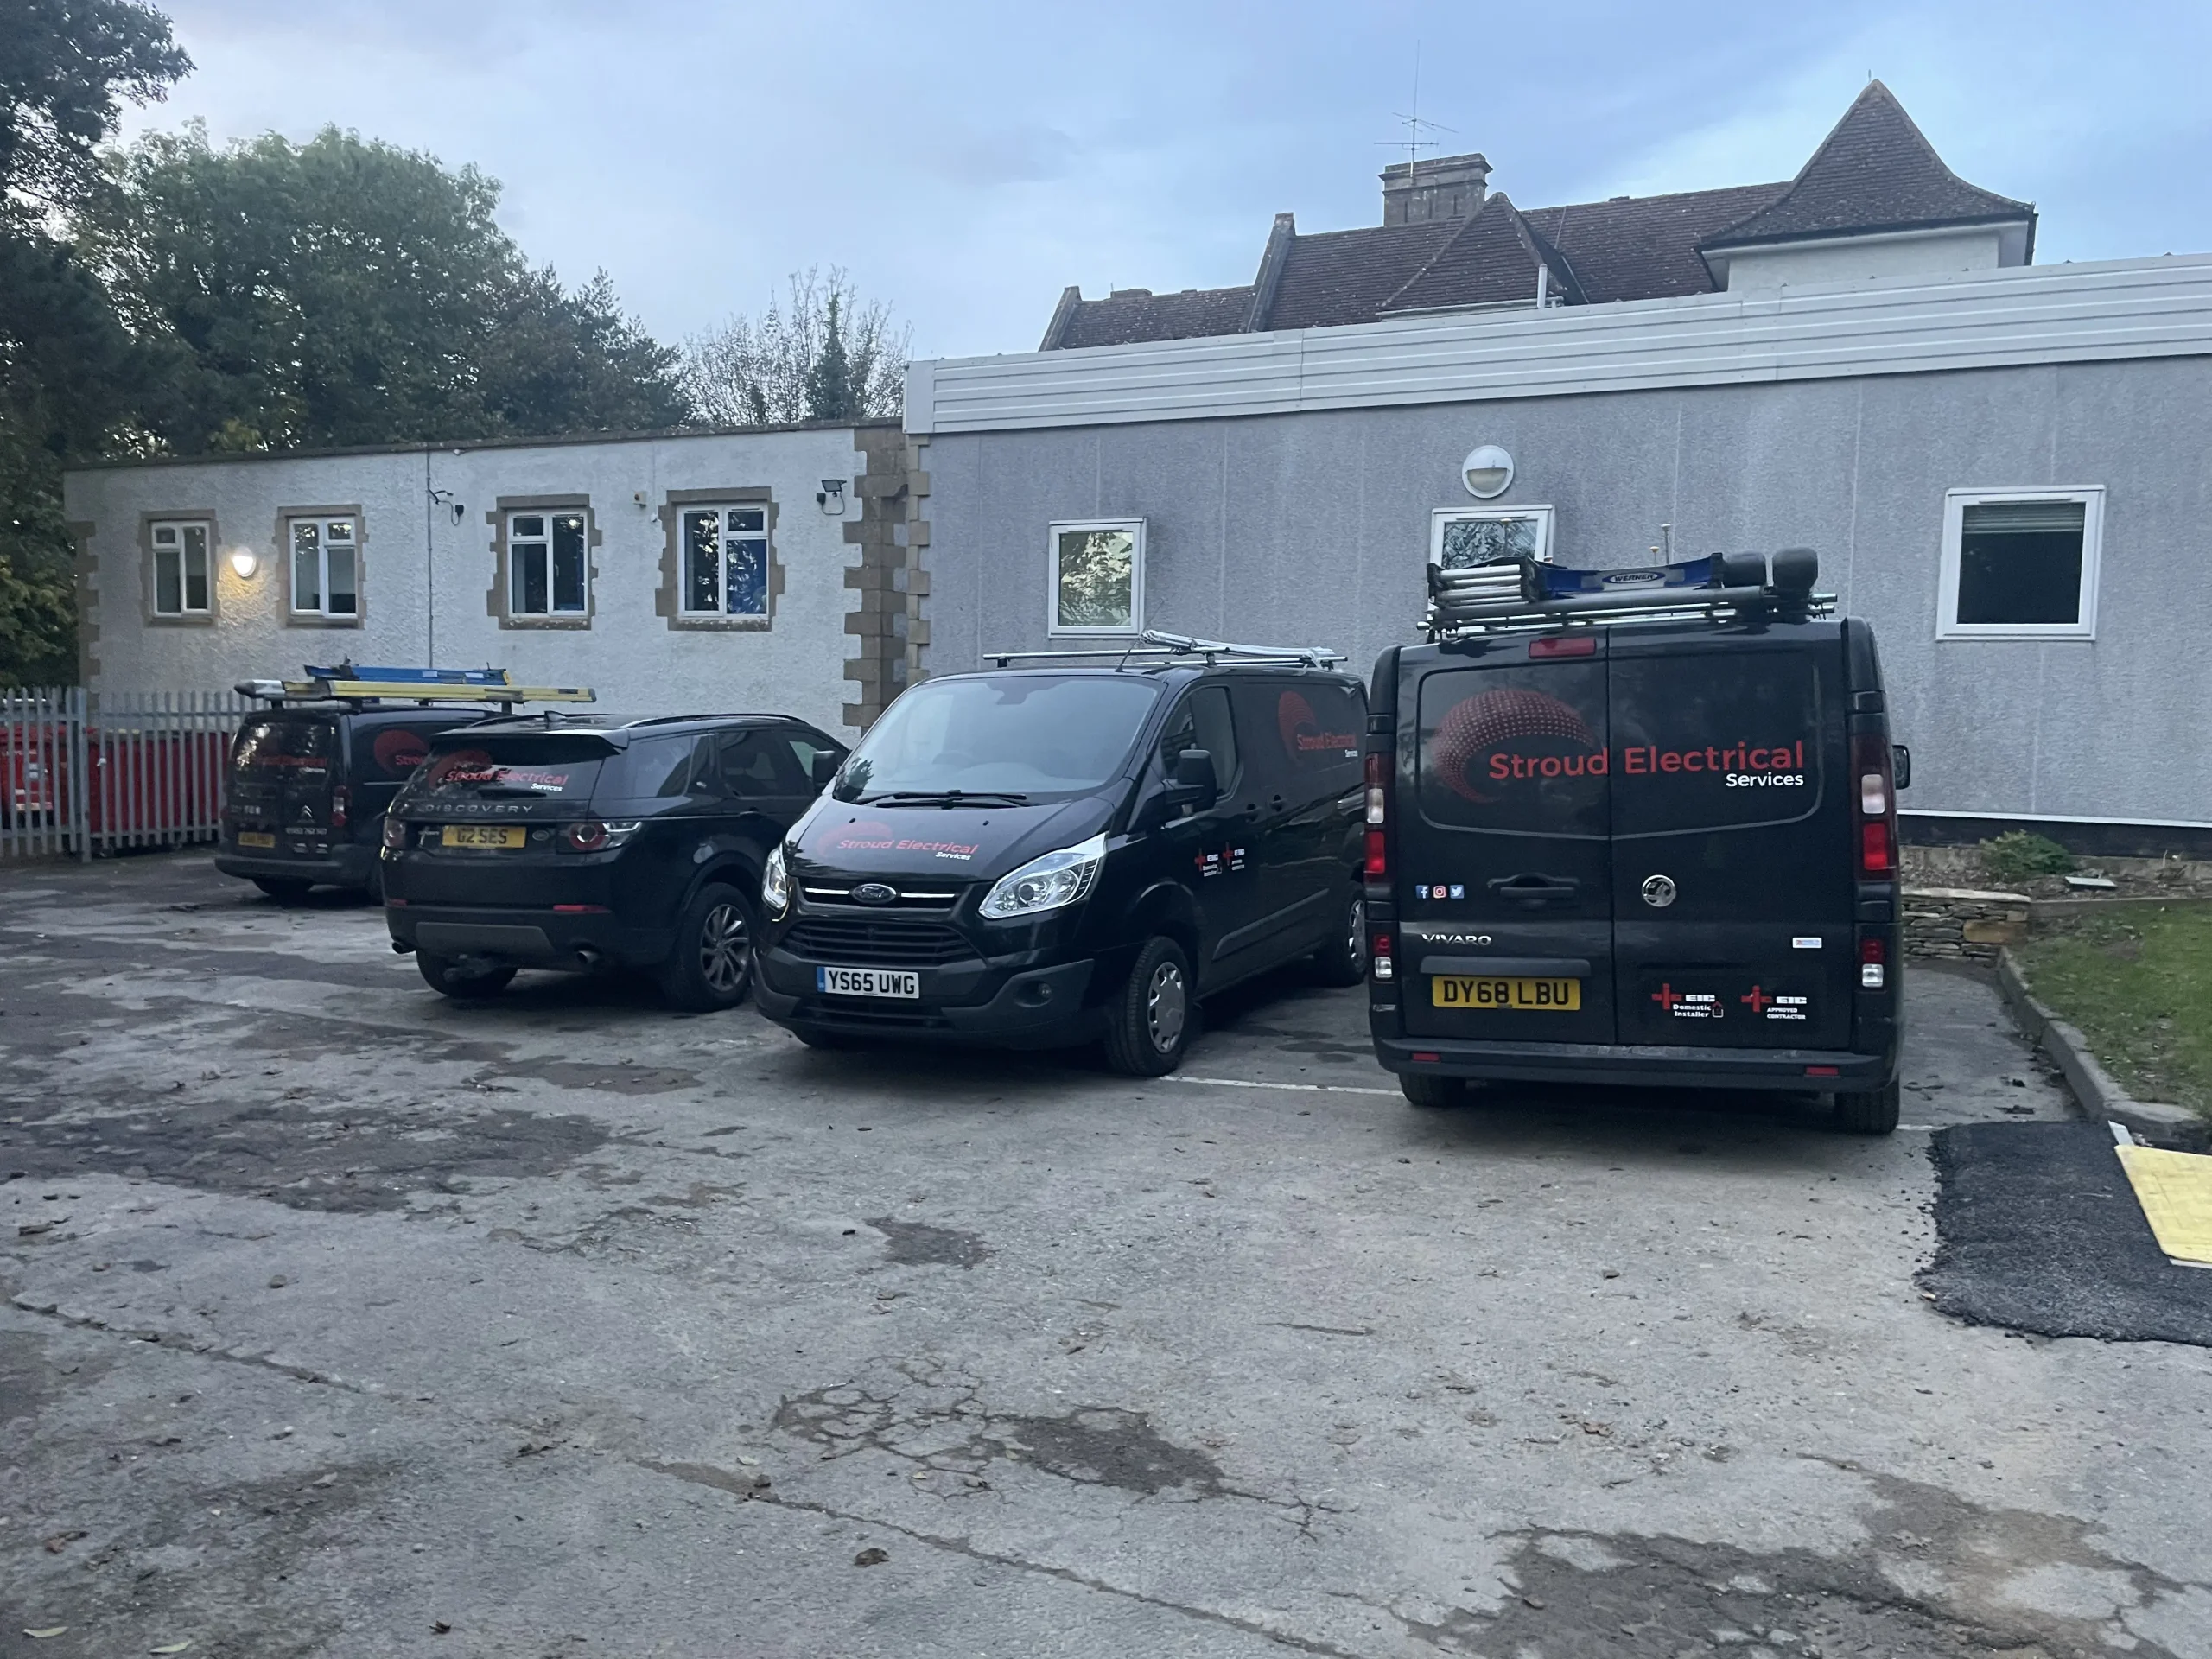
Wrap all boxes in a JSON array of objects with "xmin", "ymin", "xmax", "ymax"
[{"xmin": 123, "ymin": 1, "xmax": 2208, "ymax": 361}]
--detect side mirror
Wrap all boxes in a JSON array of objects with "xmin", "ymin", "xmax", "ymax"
[
  {"xmin": 810, "ymin": 750, "xmax": 841, "ymax": 791},
  {"xmin": 1168, "ymin": 748, "xmax": 1217, "ymax": 805},
  {"xmin": 1891, "ymin": 744, "xmax": 1911, "ymax": 791}
]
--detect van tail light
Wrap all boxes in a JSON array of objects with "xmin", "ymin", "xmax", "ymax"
[
  {"xmin": 1363, "ymin": 753, "xmax": 1389, "ymax": 877},
  {"xmin": 1859, "ymin": 934, "xmax": 1887, "ymax": 989},
  {"xmin": 1850, "ymin": 733, "xmax": 1897, "ymax": 878},
  {"xmin": 1371, "ymin": 931, "xmax": 1394, "ymax": 981},
  {"xmin": 329, "ymin": 785, "xmax": 350, "ymax": 830}
]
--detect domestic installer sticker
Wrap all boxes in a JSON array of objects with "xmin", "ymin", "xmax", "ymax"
[{"xmin": 2113, "ymin": 1139, "xmax": 2212, "ymax": 1269}]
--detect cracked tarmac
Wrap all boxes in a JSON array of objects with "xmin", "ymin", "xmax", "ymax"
[{"xmin": 2, "ymin": 852, "xmax": 2209, "ymax": 1656}]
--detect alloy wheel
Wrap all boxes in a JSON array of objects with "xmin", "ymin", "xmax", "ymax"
[
  {"xmin": 699, "ymin": 903, "xmax": 751, "ymax": 994},
  {"xmin": 1146, "ymin": 960, "xmax": 1188, "ymax": 1052},
  {"xmin": 1345, "ymin": 896, "xmax": 1367, "ymax": 970}
]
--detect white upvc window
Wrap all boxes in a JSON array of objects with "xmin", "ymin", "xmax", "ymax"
[
  {"xmin": 509, "ymin": 510, "xmax": 588, "ymax": 616},
  {"xmin": 1429, "ymin": 505, "xmax": 1555, "ymax": 569},
  {"xmin": 681, "ymin": 505, "xmax": 770, "ymax": 617},
  {"xmin": 150, "ymin": 520, "xmax": 212, "ymax": 615},
  {"xmin": 1937, "ymin": 487, "xmax": 2103, "ymax": 640},
  {"xmin": 289, "ymin": 516, "xmax": 359, "ymax": 618},
  {"xmin": 1048, "ymin": 518, "xmax": 1144, "ymax": 636}
]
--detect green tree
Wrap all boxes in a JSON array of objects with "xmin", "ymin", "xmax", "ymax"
[
  {"xmin": 85, "ymin": 124, "xmax": 691, "ymax": 453},
  {"xmin": 0, "ymin": 0, "xmax": 190, "ymax": 683},
  {"xmin": 683, "ymin": 266, "xmax": 908, "ymax": 428}
]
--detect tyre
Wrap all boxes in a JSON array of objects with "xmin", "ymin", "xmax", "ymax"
[
  {"xmin": 657, "ymin": 882, "xmax": 756, "ymax": 1012},
  {"xmin": 251, "ymin": 876, "xmax": 315, "ymax": 902},
  {"xmin": 1309, "ymin": 888, "xmax": 1369, "ymax": 987},
  {"xmin": 416, "ymin": 951, "xmax": 516, "ymax": 999},
  {"xmin": 1103, "ymin": 936, "xmax": 1196, "ymax": 1077},
  {"xmin": 1833, "ymin": 1077, "xmax": 1901, "ymax": 1135},
  {"xmin": 1400, "ymin": 1072, "xmax": 1468, "ymax": 1109}
]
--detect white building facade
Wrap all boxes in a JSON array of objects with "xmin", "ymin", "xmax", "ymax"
[{"xmin": 61, "ymin": 421, "xmax": 925, "ymax": 739}]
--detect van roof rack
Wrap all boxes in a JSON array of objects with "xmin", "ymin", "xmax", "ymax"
[
  {"xmin": 1425, "ymin": 550, "xmax": 1836, "ymax": 639},
  {"xmin": 234, "ymin": 664, "xmax": 597, "ymax": 709},
  {"xmin": 985, "ymin": 629, "xmax": 1344, "ymax": 670}
]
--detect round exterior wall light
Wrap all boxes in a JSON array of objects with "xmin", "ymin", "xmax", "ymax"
[
  {"xmin": 1462, "ymin": 445, "xmax": 1515, "ymax": 499},
  {"xmin": 226, "ymin": 546, "xmax": 259, "ymax": 580}
]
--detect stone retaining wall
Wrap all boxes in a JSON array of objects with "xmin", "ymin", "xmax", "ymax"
[{"xmin": 1902, "ymin": 886, "xmax": 2031, "ymax": 961}]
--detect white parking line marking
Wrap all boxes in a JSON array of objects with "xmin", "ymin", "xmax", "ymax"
[{"xmin": 1170, "ymin": 1075, "xmax": 1401, "ymax": 1098}]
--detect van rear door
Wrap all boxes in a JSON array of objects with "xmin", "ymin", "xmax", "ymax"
[
  {"xmin": 229, "ymin": 717, "xmax": 336, "ymax": 851},
  {"xmin": 1399, "ymin": 639, "xmax": 1616, "ymax": 1044},
  {"xmin": 1606, "ymin": 629, "xmax": 1854, "ymax": 1048}
]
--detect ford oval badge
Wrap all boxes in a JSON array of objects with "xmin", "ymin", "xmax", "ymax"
[{"xmin": 851, "ymin": 881, "xmax": 897, "ymax": 906}]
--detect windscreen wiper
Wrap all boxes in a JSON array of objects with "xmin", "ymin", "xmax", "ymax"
[{"xmin": 864, "ymin": 790, "xmax": 1031, "ymax": 807}]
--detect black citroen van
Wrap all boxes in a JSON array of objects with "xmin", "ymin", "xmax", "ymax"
[
  {"xmin": 1365, "ymin": 550, "xmax": 1909, "ymax": 1133},
  {"xmin": 217, "ymin": 704, "xmax": 490, "ymax": 899},
  {"xmin": 752, "ymin": 650, "xmax": 1370, "ymax": 1073},
  {"xmin": 382, "ymin": 714, "xmax": 846, "ymax": 1008}
]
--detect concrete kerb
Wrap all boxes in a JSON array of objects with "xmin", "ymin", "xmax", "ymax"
[{"xmin": 1994, "ymin": 947, "xmax": 2207, "ymax": 1149}]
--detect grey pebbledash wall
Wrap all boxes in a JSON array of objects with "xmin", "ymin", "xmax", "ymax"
[{"xmin": 917, "ymin": 353, "xmax": 2212, "ymax": 829}]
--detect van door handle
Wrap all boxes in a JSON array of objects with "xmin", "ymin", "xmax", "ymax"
[{"xmin": 1487, "ymin": 873, "xmax": 1580, "ymax": 905}]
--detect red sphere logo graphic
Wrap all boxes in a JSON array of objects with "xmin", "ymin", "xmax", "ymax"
[
  {"xmin": 372, "ymin": 728, "xmax": 429, "ymax": 777},
  {"xmin": 1432, "ymin": 689, "xmax": 1595, "ymax": 803}
]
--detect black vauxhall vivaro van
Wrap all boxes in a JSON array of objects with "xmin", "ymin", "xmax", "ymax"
[
  {"xmin": 1364, "ymin": 549, "xmax": 1910, "ymax": 1133},
  {"xmin": 752, "ymin": 634, "xmax": 1370, "ymax": 1074}
]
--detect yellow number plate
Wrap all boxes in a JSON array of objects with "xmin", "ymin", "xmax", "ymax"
[
  {"xmin": 442, "ymin": 824, "xmax": 526, "ymax": 849},
  {"xmin": 236, "ymin": 831, "xmax": 276, "ymax": 849},
  {"xmin": 1432, "ymin": 976, "xmax": 1582, "ymax": 1011}
]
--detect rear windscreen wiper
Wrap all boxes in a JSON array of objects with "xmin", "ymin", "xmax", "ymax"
[{"xmin": 865, "ymin": 790, "xmax": 1030, "ymax": 807}]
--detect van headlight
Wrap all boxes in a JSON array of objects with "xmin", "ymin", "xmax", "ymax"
[
  {"xmin": 763, "ymin": 842, "xmax": 791, "ymax": 915},
  {"xmin": 979, "ymin": 833, "xmax": 1107, "ymax": 920}
]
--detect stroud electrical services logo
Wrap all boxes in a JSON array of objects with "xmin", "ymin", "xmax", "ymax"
[{"xmin": 1431, "ymin": 689, "xmax": 1808, "ymax": 797}]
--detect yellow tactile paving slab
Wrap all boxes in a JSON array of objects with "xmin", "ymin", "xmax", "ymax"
[{"xmin": 2115, "ymin": 1143, "xmax": 2212, "ymax": 1268}]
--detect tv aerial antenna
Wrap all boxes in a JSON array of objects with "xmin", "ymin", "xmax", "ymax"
[{"xmin": 1376, "ymin": 41, "xmax": 1455, "ymax": 168}]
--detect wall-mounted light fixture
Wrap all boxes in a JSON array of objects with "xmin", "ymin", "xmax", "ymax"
[
  {"xmin": 226, "ymin": 546, "xmax": 259, "ymax": 580},
  {"xmin": 1462, "ymin": 444, "xmax": 1514, "ymax": 499},
  {"xmin": 816, "ymin": 478, "xmax": 848, "ymax": 516}
]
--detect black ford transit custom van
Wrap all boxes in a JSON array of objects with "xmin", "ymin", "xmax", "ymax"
[
  {"xmin": 752, "ymin": 638, "xmax": 1369, "ymax": 1074},
  {"xmin": 1364, "ymin": 550, "xmax": 1909, "ymax": 1133}
]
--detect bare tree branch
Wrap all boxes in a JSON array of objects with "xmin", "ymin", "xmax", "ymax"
[{"xmin": 681, "ymin": 266, "xmax": 909, "ymax": 427}]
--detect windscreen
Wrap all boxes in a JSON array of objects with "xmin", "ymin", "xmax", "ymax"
[
  {"xmin": 414, "ymin": 736, "xmax": 616, "ymax": 801},
  {"xmin": 232, "ymin": 720, "xmax": 334, "ymax": 778},
  {"xmin": 1415, "ymin": 664, "xmax": 1609, "ymax": 838},
  {"xmin": 836, "ymin": 674, "xmax": 1161, "ymax": 802}
]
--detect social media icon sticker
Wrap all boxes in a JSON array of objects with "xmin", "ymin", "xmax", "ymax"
[{"xmin": 1449, "ymin": 885, "xmax": 1465, "ymax": 899}]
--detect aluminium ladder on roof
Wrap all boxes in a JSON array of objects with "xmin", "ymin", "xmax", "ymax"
[{"xmin": 1424, "ymin": 550, "xmax": 1836, "ymax": 639}]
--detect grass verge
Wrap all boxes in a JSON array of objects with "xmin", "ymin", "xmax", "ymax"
[{"xmin": 2014, "ymin": 903, "xmax": 2212, "ymax": 1116}]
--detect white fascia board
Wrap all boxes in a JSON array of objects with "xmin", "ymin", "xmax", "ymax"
[{"xmin": 906, "ymin": 253, "xmax": 2212, "ymax": 435}]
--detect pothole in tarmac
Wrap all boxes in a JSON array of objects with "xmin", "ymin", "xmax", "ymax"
[
  {"xmin": 773, "ymin": 1357, "xmax": 1226, "ymax": 1499},
  {"xmin": 0, "ymin": 1099, "xmax": 608, "ymax": 1212},
  {"xmin": 1432, "ymin": 1466, "xmax": 2188, "ymax": 1658}
]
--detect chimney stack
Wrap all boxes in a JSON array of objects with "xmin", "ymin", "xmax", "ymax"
[{"xmin": 1380, "ymin": 152, "xmax": 1491, "ymax": 226}]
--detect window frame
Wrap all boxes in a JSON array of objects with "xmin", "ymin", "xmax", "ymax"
[
  {"xmin": 1429, "ymin": 505, "xmax": 1555, "ymax": 569},
  {"xmin": 1046, "ymin": 518, "xmax": 1145, "ymax": 638},
  {"xmin": 508, "ymin": 508, "xmax": 591, "ymax": 620},
  {"xmin": 678, "ymin": 503, "xmax": 772, "ymax": 620},
  {"xmin": 1936, "ymin": 486, "xmax": 2104, "ymax": 642},
  {"xmin": 286, "ymin": 512, "xmax": 362, "ymax": 622},
  {"xmin": 148, "ymin": 518, "xmax": 214, "ymax": 620}
]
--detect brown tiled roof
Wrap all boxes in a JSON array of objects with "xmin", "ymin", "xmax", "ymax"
[
  {"xmin": 1047, "ymin": 283, "xmax": 1255, "ymax": 350},
  {"xmin": 1522, "ymin": 183, "xmax": 1787, "ymax": 302},
  {"xmin": 1700, "ymin": 79, "xmax": 2031, "ymax": 250},
  {"xmin": 1382, "ymin": 194, "xmax": 1586, "ymax": 314},
  {"xmin": 1036, "ymin": 82, "xmax": 2033, "ymax": 350},
  {"xmin": 1262, "ymin": 219, "xmax": 1461, "ymax": 331}
]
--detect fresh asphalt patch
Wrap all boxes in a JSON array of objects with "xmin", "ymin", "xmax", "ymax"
[{"xmin": 1922, "ymin": 1121, "xmax": 2212, "ymax": 1346}]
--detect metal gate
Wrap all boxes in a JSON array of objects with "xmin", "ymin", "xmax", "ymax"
[{"xmin": 2, "ymin": 689, "xmax": 250, "ymax": 863}]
